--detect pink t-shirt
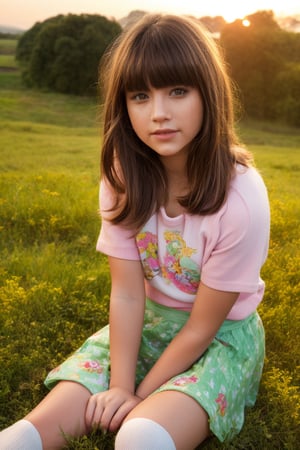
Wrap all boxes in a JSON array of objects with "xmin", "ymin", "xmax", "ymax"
[{"xmin": 96, "ymin": 165, "xmax": 270, "ymax": 320}]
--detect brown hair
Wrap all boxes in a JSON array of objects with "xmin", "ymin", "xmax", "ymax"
[{"xmin": 99, "ymin": 13, "xmax": 252, "ymax": 229}]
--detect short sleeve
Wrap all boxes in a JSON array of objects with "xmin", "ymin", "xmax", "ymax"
[
  {"xmin": 201, "ymin": 168, "xmax": 270, "ymax": 293},
  {"xmin": 96, "ymin": 180, "xmax": 140, "ymax": 260}
]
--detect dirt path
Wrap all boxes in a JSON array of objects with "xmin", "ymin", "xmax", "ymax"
[{"xmin": 0, "ymin": 66, "xmax": 18, "ymax": 72}]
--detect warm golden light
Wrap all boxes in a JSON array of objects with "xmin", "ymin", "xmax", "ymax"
[
  {"xmin": 1, "ymin": 0, "xmax": 299, "ymax": 30},
  {"xmin": 242, "ymin": 19, "xmax": 251, "ymax": 27}
]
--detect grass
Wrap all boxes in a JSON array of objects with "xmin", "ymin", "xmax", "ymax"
[
  {"xmin": 0, "ymin": 87, "xmax": 100, "ymax": 126},
  {"xmin": 0, "ymin": 54, "xmax": 17, "ymax": 68},
  {"xmin": 0, "ymin": 67, "xmax": 299, "ymax": 449},
  {"xmin": 0, "ymin": 38, "xmax": 18, "ymax": 54}
]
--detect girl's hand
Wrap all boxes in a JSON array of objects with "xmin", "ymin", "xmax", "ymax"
[{"xmin": 85, "ymin": 387, "xmax": 142, "ymax": 432}]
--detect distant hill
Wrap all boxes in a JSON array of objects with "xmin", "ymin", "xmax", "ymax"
[
  {"xmin": 119, "ymin": 10, "xmax": 147, "ymax": 29},
  {"xmin": 0, "ymin": 25, "xmax": 24, "ymax": 35}
]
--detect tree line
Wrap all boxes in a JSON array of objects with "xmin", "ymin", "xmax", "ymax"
[
  {"xmin": 220, "ymin": 11, "xmax": 300, "ymax": 127},
  {"xmin": 16, "ymin": 14, "xmax": 121, "ymax": 96},
  {"xmin": 16, "ymin": 11, "xmax": 300, "ymax": 126}
]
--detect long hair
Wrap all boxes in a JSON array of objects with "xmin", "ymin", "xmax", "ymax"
[{"xmin": 99, "ymin": 13, "xmax": 252, "ymax": 229}]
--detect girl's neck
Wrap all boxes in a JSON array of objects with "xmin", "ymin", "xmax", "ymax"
[
  {"xmin": 160, "ymin": 152, "xmax": 187, "ymax": 175},
  {"xmin": 164, "ymin": 195, "xmax": 187, "ymax": 218},
  {"xmin": 159, "ymin": 153, "xmax": 189, "ymax": 217},
  {"xmin": 165, "ymin": 173, "xmax": 189, "ymax": 218}
]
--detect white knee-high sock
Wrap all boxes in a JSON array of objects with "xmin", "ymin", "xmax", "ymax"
[
  {"xmin": 115, "ymin": 417, "xmax": 176, "ymax": 450},
  {"xmin": 0, "ymin": 419, "xmax": 43, "ymax": 450}
]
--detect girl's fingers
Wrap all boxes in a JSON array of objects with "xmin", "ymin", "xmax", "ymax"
[
  {"xmin": 108, "ymin": 397, "xmax": 141, "ymax": 432},
  {"xmin": 85, "ymin": 390, "xmax": 142, "ymax": 431},
  {"xmin": 94, "ymin": 398, "xmax": 121, "ymax": 430},
  {"xmin": 85, "ymin": 392, "xmax": 124, "ymax": 430},
  {"xmin": 85, "ymin": 394, "xmax": 103, "ymax": 429},
  {"xmin": 98, "ymin": 396, "xmax": 126, "ymax": 430}
]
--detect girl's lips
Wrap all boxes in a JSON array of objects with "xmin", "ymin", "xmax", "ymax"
[
  {"xmin": 152, "ymin": 129, "xmax": 177, "ymax": 134},
  {"xmin": 151, "ymin": 129, "xmax": 178, "ymax": 139}
]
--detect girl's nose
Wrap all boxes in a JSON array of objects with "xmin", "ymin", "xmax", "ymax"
[{"xmin": 151, "ymin": 94, "xmax": 170, "ymax": 122}]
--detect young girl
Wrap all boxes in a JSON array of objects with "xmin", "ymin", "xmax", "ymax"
[{"xmin": 0, "ymin": 13, "xmax": 270, "ymax": 450}]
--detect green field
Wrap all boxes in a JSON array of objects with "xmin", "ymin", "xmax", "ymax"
[
  {"xmin": 0, "ymin": 41, "xmax": 299, "ymax": 449},
  {"xmin": 0, "ymin": 38, "xmax": 18, "ymax": 54},
  {"xmin": 0, "ymin": 54, "xmax": 17, "ymax": 68}
]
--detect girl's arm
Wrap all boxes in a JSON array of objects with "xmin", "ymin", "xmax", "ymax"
[
  {"xmin": 108, "ymin": 256, "xmax": 146, "ymax": 392},
  {"xmin": 85, "ymin": 256, "xmax": 145, "ymax": 431},
  {"xmin": 136, "ymin": 282, "xmax": 239, "ymax": 399}
]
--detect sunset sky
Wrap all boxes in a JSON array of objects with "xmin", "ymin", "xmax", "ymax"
[{"xmin": 1, "ymin": 0, "xmax": 299, "ymax": 30}]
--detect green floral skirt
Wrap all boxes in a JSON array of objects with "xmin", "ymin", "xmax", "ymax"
[{"xmin": 45, "ymin": 298, "xmax": 265, "ymax": 442}]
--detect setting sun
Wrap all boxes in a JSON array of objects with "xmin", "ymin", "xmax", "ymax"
[{"xmin": 242, "ymin": 19, "xmax": 251, "ymax": 27}]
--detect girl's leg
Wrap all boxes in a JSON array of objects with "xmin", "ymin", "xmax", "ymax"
[
  {"xmin": 115, "ymin": 390, "xmax": 210, "ymax": 450},
  {"xmin": 25, "ymin": 381, "xmax": 91, "ymax": 449}
]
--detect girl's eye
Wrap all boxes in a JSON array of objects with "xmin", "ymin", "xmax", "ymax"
[
  {"xmin": 131, "ymin": 93, "xmax": 148, "ymax": 101},
  {"xmin": 171, "ymin": 87, "xmax": 187, "ymax": 96}
]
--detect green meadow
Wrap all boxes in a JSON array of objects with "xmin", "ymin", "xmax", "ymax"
[{"xmin": 0, "ymin": 39, "xmax": 299, "ymax": 449}]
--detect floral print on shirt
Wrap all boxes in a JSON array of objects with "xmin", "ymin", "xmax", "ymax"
[
  {"xmin": 136, "ymin": 231, "xmax": 160, "ymax": 279},
  {"xmin": 136, "ymin": 230, "xmax": 200, "ymax": 294}
]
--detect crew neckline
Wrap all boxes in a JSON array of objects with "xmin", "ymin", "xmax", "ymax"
[{"xmin": 159, "ymin": 206, "xmax": 185, "ymax": 224}]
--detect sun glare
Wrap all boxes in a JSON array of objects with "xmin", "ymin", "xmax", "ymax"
[{"xmin": 242, "ymin": 19, "xmax": 251, "ymax": 27}]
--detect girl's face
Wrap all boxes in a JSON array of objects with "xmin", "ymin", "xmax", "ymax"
[{"xmin": 126, "ymin": 85, "xmax": 203, "ymax": 163}]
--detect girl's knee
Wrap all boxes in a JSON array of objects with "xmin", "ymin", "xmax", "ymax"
[{"xmin": 115, "ymin": 418, "xmax": 176, "ymax": 450}]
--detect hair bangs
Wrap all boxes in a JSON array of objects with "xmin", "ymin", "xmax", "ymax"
[{"xmin": 122, "ymin": 27, "xmax": 198, "ymax": 92}]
